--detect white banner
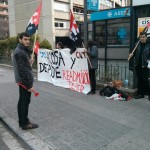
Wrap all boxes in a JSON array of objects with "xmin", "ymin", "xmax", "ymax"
[{"xmin": 37, "ymin": 48, "xmax": 91, "ymax": 94}]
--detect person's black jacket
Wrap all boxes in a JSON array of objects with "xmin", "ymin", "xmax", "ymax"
[
  {"xmin": 13, "ymin": 43, "xmax": 34, "ymax": 89},
  {"xmin": 133, "ymin": 41, "xmax": 150, "ymax": 67}
]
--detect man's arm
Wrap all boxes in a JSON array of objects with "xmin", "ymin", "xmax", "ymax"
[
  {"xmin": 15, "ymin": 52, "xmax": 33, "ymax": 90},
  {"xmin": 87, "ymin": 46, "xmax": 98, "ymax": 58}
]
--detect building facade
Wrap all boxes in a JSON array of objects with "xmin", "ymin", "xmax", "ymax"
[
  {"xmin": 0, "ymin": 0, "xmax": 9, "ymax": 39},
  {"xmin": 8, "ymin": 0, "xmax": 84, "ymax": 48}
]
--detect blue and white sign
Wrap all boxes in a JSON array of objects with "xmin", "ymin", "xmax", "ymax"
[
  {"xmin": 90, "ymin": 7, "xmax": 130, "ymax": 21},
  {"xmin": 87, "ymin": 0, "xmax": 99, "ymax": 11},
  {"xmin": 117, "ymin": 28, "xmax": 127, "ymax": 39}
]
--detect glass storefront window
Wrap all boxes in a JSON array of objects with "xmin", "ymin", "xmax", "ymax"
[
  {"xmin": 95, "ymin": 21, "xmax": 106, "ymax": 47},
  {"xmin": 107, "ymin": 23, "xmax": 130, "ymax": 47}
]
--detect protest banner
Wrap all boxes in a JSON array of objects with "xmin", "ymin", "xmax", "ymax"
[{"xmin": 38, "ymin": 48, "xmax": 91, "ymax": 94}]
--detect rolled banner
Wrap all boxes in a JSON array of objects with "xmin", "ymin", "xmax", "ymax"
[{"xmin": 17, "ymin": 83, "xmax": 39, "ymax": 97}]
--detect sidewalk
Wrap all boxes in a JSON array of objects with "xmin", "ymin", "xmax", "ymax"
[
  {"xmin": 1, "ymin": 65, "xmax": 150, "ymax": 150},
  {"xmin": 0, "ymin": 63, "xmax": 137, "ymax": 96}
]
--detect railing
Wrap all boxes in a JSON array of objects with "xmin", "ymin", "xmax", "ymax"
[
  {"xmin": 0, "ymin": 56, "xmax": 134, "ymax": 88},
  {"xmin": 0, "ymin": 56, "xmax": 13, "ymax": 65},
  {"xmin": 97, "ymin": 64, "xmax": 134, "ymax": 88}
]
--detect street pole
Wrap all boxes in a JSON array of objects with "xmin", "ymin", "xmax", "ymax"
[{"xmin": 84, "ymin": 0, "xmax": 88, "ymax": 47}]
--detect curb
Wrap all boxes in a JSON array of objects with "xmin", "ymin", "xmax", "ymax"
[{"xmin": 0, "ymin": 107, "xmax": 56, "ymax": 150}]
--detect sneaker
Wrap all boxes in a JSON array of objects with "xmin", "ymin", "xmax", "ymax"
[{"xmin": 134, "ymin": 95, "xmax": 144, "ymax": 99}]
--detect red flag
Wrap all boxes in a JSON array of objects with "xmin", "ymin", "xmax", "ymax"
[
  {"xmin": 33, "ymin": 41, "xmax": 40, "ymax": 55},
  {"xmin": 26, "ymin": 2, "xmax": 42, "ymax": 36},
  {"xmin": 69, "ymin": 9, "xmax": 79, "ymax": 41}
]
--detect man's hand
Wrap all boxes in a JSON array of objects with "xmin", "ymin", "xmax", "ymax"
[
  {"xmin": 129, "ymin": 53, "xmax": 133, "ymax": 58},
  {"xmin": 27, "ymin": 87, "xmax": 34, "ymax": 92},
  {"xmin": 147, "ymin": 60, "xmax": 150, "ymax": 69},
  {"xmin": 29, "ymin": 59, "xmax": 34, "ymax": 65},
  {"xmin": 27, "ymin": 87, "xmax": 39, "ymax": 97}
]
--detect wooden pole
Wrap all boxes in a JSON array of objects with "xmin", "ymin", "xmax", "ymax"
[
  {"xmin": 128, "ymin": 40, "xmax": 140, "ymax": 61},
  {"xmin": 31, "ymin": 30, "xmax": 38, "ymax": 60},
  {"xmin": 128, "ymin": 24, "xmax": 149, "ymax": 61},
  {"xmin": 82, "ymin": 42, "xmax": 92, "ymax": 68}
]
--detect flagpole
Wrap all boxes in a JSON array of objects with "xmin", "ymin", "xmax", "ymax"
[
  {"xmin": 128, "ymin": 40, "xmax": 140, "ymax": 61},
  {"xmin": 31, "ymin": 30, "xmax": 38, "ymax": 60},
  {"xmin": 128, "ymin": 23, "xmax": 150, "ymax": 61},
  {"xmin": 82, "ymin": 42, "xmax": 92, "ymax": 68}
]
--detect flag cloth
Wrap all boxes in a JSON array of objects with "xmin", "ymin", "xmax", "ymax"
[
  {"xmin": 33, "ymin": 41, "xmax": 40, "ymax": 55},
  {"xmin": 69, "ymin": 9, "xmax": 81, "ymax": 54},
  {"xmin": 69, "ymin": 9, "xmax": 80, "ymax": 41},
  {"xmin": 26, "ymin": 2, "xmax": 42, "ymax": 36}
]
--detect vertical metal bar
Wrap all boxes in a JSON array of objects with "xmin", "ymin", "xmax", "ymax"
[
  {"xmin": 111, "ymin": 64, "xmax": 112, "ymax": 80},
  {"xmin": 125, "ymin": 66, "xmax": 127, "ymax": 79},
  {"xmin": 98, "ymin": 63, "xmax": 100, "ymax": 81},
  {"xmin": 84, "ymin": 0, "xmax": 87, "ymax": 47},
  {"xmin": 117, "ymin": 65, "xmax": 119, "ymax": 80}
]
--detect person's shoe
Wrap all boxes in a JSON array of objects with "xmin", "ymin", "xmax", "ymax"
[
  {"xmin": 22, "ymin": 123, "xmax": 38, "ymax": 130},
  {"xmin": 87, "ymin": 91, "xmax": 91, "ymax": 95},
  {"xmin": 134, "ymin": 95, "xmax": 144, "ymax": 99},
  {"xmin": 90, "ymin": 91, "xmax": 95, "ymax": 95}
]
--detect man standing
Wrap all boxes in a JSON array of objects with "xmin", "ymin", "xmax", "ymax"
[
  {"xmin": 129, "ymin": 32, "xmax": 150, "ymax": 100},
  {"xmin": 87, "ymin": 40, "xmax": 98, "ymax": 95},
  {"xmin": 13, "ymin": 32, "xmax": 38, "ymax": 130}
]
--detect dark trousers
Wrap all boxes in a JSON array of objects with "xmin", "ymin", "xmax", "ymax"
[
  {"xmin": 136, "ymin": 66, "xmax": 150, "ymax": 96},
  {"xmin": 18, "ymin": 86, "xmax": 31, "ymax": 127},
  {"xmin": 89, "ymin": 69, "xmax": 96, "ymax": 93}
]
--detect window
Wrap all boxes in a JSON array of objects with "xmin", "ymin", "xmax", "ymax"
[
  {"xmin": 107, "ymin": 23, "xmax": 130, "ymax": 47},
  {"xmin": 55, "ymin": 22, "xmax": 64, "ymax": 28},
  {"xmin": 73, "ymin": 7, "xmax": 84, "ymax": 13},
  {"xmin": 94, "ymin": 21, "xmax": 106, "ymax": 47},
  {"xmin": 88, "ymin": 23, "xmax": 93, "ymax": 40},
  {"xmin": 94, "ymin": 18, "xmax": 130, "ymax": 47}
]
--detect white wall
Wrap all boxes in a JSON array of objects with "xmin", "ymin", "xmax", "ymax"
[
  {"xmin": 8, "ymin": 0, "xmax": 16, "ymax": 36},
  {"xmin": 54, "ymin": 2, "xmax": 69, "ymax": 12},
  {"xmin": 133, "ymin": 0, "xmax": 150, "ymax": 6}
]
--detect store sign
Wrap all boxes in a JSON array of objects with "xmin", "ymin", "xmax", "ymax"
[
  {"xmin": 87, "ymin": 0, "xmax": 99, "ymax": 11},
  {"xmin": 90, "ymin": 7, "xmax": 130, "ymax": 21},
  {"xmin": 138, "ymin": 17, "xmax": 150, "ymax": 37}
]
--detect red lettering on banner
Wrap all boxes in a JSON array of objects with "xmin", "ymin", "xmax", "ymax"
[
  {"xmin": 62, "ymin": 70, "xmax": 90, "ymax": 84},
  {"xmin": 75, "ymin": 51, "xmax": 86, "ymax": 59},
  {"xmin": 67, "ymin": 81, "xmax": 84, "ymax": 92},
  {"xmin": 62, "ymin": 69, "xmax": 90, "ymax": 93}
]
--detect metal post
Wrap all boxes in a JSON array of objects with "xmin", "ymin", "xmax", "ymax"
[{"xmin": 84, "ymin": 0, "xmax": 88, "ymax": 47}]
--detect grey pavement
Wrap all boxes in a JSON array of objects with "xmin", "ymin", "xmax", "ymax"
[{"xmin": 0, "ymin": 67, "xmax": 150, "ymax": 150}]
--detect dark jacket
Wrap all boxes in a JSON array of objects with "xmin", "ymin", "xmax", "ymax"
[
  {"xmin": 13, "ymin": 43, "xmax": 34, "ymax": 89},
  {"xmin": 133, "ymin": 42, "xmax": 150, "ymax": 68},
  {"xmin": 87, "ymin": 45, "xmax": 98, "ymax": 70}
]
